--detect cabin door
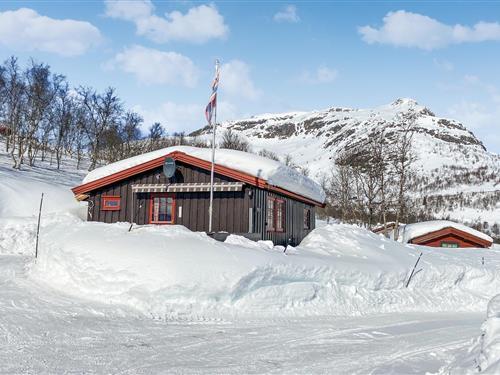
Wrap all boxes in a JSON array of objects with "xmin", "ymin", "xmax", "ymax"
[{"xmin": 149, "ymin": 193, "xmax": 175, "ymax": 224}]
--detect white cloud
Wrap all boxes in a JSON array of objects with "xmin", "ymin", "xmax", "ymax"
[
  {"xmin": 105, "ymin": 45, "xmax": 198, "ymax": 87},
  {"xmin": 300, "ymin": 66, "xmax": 338, "ymax": 84},
  {"xmin": 448, "ymin": 101, "xmax": 494, "ymax": 130},
  {"xmin": 274, "ymin": 5, "xmax": 300, "ymax": 23},
  {"xmin": 445, "ymin": 76, "xmax": 500, "ymax": 152},
  {"xmin": 463, "ymin": 74, "xmax": 500, "ymax": 103},
  {"xmin": 104, "ymin": 0, "xmax": 153, "ymax": 20},
  {"xmin": 135, "ymin": 101, "xmax": 203, "ymax": 133},
  {"xmin": 220, "ymin": 60, "xmax": 261, "ymax": 100},
  {"xmin": 359, "ymin": 10, "xmax": 500, "ymax": 50},
  {"xmin": 104, "ymin": 1, "xmax": 228, "ymax": 43},
  {"xmin": 0, "ymin": 8, "xmax": 101, "ymax": 56},
  {"xmin": 433, "ymin": 58, "xmax": 454, "ymax": 71}
]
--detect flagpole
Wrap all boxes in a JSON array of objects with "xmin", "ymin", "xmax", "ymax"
[{"xmin": 208, "ymin": 59, "xmax": 219, "ymax": 233}]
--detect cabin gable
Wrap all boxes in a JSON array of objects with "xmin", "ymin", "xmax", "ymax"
[{"xmin": 410, "ymin": 227, "xmax": 492, "ymax": 248}]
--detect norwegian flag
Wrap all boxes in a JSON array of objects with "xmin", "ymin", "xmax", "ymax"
[{"xmin": 205, "ymin": 60, "xmax": 220, "ymax": 125}]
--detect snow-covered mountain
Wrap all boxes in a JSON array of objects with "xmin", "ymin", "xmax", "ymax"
[{"xmin": 192, "ymin": 98, "xmax": 500, "ymax": 233}]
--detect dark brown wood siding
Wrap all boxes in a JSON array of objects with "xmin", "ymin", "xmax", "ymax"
[
  {"xmin": 251, "ymin": 189, "xmax": 315, "ymax": 246},
  {"xmin": 86, "ymin": 161, "xmax": 316, "ymax": 246}
]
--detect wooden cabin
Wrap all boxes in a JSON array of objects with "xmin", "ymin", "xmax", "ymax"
[
  {"xmin": 372, "ymin": 222, "xmax": 398, "ymax": 237},
  {"xmin": 402, "ymin": 220, "xmax": 492, "ymax": 248},
  {"xmin": 72, "ymin": 146, "xmax": 325, "ymax": 246}
]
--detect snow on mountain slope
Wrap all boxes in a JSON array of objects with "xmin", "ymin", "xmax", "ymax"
[{"xmin": 193, "ymin": 98, "xmax": 499, "ymax": 192}]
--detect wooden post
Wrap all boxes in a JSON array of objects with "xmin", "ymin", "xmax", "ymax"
[{"xmin": 35, "ymin": 193, "xmax": 44, "ymax": 258}]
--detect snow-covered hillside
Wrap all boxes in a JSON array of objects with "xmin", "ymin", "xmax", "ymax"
[
  {"xmin": 193, "ymin": 98, "xmax": 499, "ymax": 183},
  {"xmin": 192, "ymin": 98, "xmax": 500, "ymax": 235},
  {"xmin": 0, "ymin": 142, "xmax": 86, "ymax": 219}
]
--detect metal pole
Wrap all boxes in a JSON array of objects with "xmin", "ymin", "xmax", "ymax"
[
  {"xmin": 208, "ymin": 60, "xmax": 219, "ymax": 234},
  {"xmin": 405, "ymin": 252, "xmax": 423, "ymax": 288},
  {"xmin": 208, "ymin": 105, "xmax": 217, "ymax": 233},
  {"xmin": 128, "ymin": 193, "xmax": 135, "ymax": 232},
  {"xmin": 35, "ymin": 193, "xmax": 44, "ymax": 258}
]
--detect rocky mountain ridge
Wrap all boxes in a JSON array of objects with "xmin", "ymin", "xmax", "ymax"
[{"xmin": 191, "ymin": 98, "xmax": 500, "ymax": 236}]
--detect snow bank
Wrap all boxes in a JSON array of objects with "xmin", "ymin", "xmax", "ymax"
[
  {"xmin": 401, "ymin": 220, "xmax": 493, "ymax": 243},
  {"xmin": 29, "ymin": 220, "xmax": 500, "ymax": 319},
  {"xmin": 476, "ymin": 296, "xmax": 500, "ymax": 373},
  {"xmin": 80, "ymin": 146, "xmax": 325, "ymax": 203},
  {"xmin": 443, "ymin": 295, "xmax": 500, "ymax": 374}
]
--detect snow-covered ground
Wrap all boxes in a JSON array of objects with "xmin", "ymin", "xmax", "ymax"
[
  {"xmin": 1, "ymin": 138, "xmax": 499, "ymax": 373},
  {"xmin": 23, "ymin": 219, "xmax": 500, "ymax": 319},
  {"xmin": 444, "ymin": 294, "xmax": 500, "ymax": 374},
  {"xmin": 0, "ymin": 256, "xmax": 483, "ymax": 374}
]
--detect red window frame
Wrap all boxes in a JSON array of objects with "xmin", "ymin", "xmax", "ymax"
[
  {"xmin": 275, "ymin": 199, "xmax": 285, "ymax": 232},
  {"xmin": 101, "ymin": 196, "xmax": 121, "ymax": 211},
  {"xmin": 267, "ymin": 197, "xmax": 275, "ymax": 231},
  {"xmin": 149, "ymin": 193, "xmax": 175, "ymax": 224},
  {"xmin": 267, "ymin": 197, "xmax": 285, "ymax": 232}
]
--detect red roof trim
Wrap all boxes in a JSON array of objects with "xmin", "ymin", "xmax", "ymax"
[
  {"xmin": 410, "ymin": 227, "xmax": 492, "ymax": 248},
  {"xmin": 72, "ymin": 151, "xmax": 324, "ymax": 207}
]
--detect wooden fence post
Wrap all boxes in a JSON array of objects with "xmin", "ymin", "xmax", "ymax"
[
  {"xmin": 405, "ymin": 252, "xmax": 423, "ymax": 288},
  {"xmin": 35, "ymin": 193, "xmax": 44, "ymax": 258}
]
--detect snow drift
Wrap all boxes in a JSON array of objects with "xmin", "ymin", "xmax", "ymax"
[
  {"xmin": 445, "ymin": 294, "xmax": 500, "ymax": 374},
  {"xmin": 476, "ymin": 296, "xmax": 500, "ymax": 374},
  {"xmin": 26, "ymin": 217, "xmax": 500, "ymax": 319}
]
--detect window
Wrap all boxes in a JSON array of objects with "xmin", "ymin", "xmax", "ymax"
[
  {"xmin": 267, "ymin": 197, "xmax": 285, "ymax": 232},
  {"xmin": 101, "ymin": 196, "xmax": 120, "ymax": 211},
  {"xmin": 150, "ymin": 194, "xmax": 175, "ymax": 224},
  {"xmin": 441, "ymin": 242, "xmax": 459, "ymax": 248},
  {"xmin": 304, "ymin": 209, "xmax": 311, "ymax": 230},
  {"xmin": 275, "ymin": 199, "xmax": 285, "ymax": 232},
  {"xmin": 267, "ymin": 197, "xmax": 275, "ymax": 231}
]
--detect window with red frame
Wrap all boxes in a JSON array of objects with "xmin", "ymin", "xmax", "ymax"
[
  {"xmin": 267, "ymin": 197, "xmax": 286, "ymax": 232},
  {"xmin": 267, "ymin": 197, "xmax": 275, "ymax": 231},
  {"xmin": 150, "ymin": 194, "xmax": 175, "ymax": 224},
  {"xmin": 101, "ymin": 196, "xmax": 121, "ymax": 211},
  {"xmin": 303, "ymin": 208, "xmax": 311, "ymax": 230},
  {"xmin": 275, "ymin": 199, "xmax": 285, "ymax": 232}
]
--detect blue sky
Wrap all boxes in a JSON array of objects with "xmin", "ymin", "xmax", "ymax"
[{"xmin": 0, "ymin": 1, "xmax": 499, "ymax": 153}]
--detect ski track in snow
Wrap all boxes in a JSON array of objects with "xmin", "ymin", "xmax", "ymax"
[{"xmin": 0, "ymin": 255, "xmax": 482, "ymax": 374}]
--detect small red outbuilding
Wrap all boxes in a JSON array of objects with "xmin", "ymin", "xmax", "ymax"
[{"xmin": 402, "ymin": 220, "xmax": 493, "ymax": 249}]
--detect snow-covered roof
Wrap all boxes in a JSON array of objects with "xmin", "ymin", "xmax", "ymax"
[
  {"xmin": 82, "ymin": 146, "xmax": 326, "ymax": 203},
  {"xmin": 402, "ymin": 220, "xmax": 493, "ymax": 243}
]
